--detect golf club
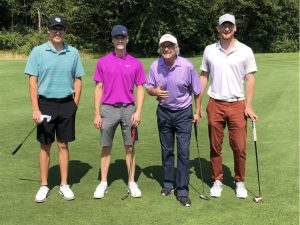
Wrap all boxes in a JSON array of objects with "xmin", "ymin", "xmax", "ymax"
[
  {"xmin": 11, "ymin": 115, "xmax": 52, "ymax": 155},
  {"xmin": 194, "ymin": 123, "xmax": 210, "ymax": 200},
  {"xmin": 252, "ymin": 120, "xmax": 263, "ymax": 203},
  {"xmin": 121, "ymin": 127, "xmax": 137, "ymax": 200}
]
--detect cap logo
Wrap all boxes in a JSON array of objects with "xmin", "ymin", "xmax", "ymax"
[
  {"xmin": 122, "ymin": 31, "xmax": 126, "ymax": 34},
  {"xmin": 55, "ymin": 18, "xmax": 61, "ymax": 22}
]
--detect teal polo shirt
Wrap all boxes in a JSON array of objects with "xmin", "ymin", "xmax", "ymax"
[{"xmin": 25, "ymin": 42, "xmax": 85, "ymax": 98}]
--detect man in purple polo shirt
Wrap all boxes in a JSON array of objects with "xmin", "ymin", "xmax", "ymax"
[
  {"xmin": 93, "ymin": 25, "xmax": 146, "ymax": 199},
  {"xmin": 146, "ymin": 34, "xmax": 201, "ymax": 207}
]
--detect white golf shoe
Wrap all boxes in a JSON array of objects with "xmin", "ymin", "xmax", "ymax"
[
  {"xmin": 128, "ymin": 182, "xmax": 142, "ymax": 198},
  {"xmin": 59, "ymin": 184, "xmax": 75, "ymax": 200},
  {"xmin": 35, "ymin": 186, "xmax": 50, "ymax": 203},
  {"xmin": 93, "ymin": 182, "xmax": 108, "ymax": 199},
  {"xmin": 210, "ymin": 180, "xmax": 223, "ymax": 197},
  {"xmin": 235, "ymin": 181, "xmax": 248, "ymax": 198}
]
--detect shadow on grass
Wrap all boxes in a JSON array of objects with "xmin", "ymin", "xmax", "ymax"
[
  {"xmin": 48, "ymin": 160, "xmax": 92, "ymax": 190},
  {"xmin": 190, "ymin": 157, "xmax": 235, "ymax": 190},
  {"xmin": 142, "ymin": 165, "xmax": 164, "ymax": 187},
  {"xmin": 97, "ymin": 159, "xmax": 142, "ymax": 187}
]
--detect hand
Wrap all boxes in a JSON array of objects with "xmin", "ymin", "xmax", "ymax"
[
  {"xmin": 156, "ymin": 86, "xmax": 169, "ymax": 100},
  {"xmin": 245, "ymin": 106, "xmax": 258, "ymax": 121},
  {"xmin": 33, "ymin": 110, "xmax": 42, "ymax": 124},
  {"xmin": 94, "ymin": 115, "xmax": 102, "ymax": 129},
  {"xmin": 131, "ymin": 111, "xmax": 141, "ymax": 128},
  {"xmin": 192, "ymin": 114, "xmax": 200, "ymax": 125}
]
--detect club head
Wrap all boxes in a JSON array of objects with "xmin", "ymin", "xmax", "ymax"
[
  {"xmin": 253, "ymin": 196, "xmax": 263, "ymax": 203},
  {"xmin": 121, "ymin": 192, "xmax": 129, "ymax": 200},
  {"xmin": 199, "ymin": 194, "xmax": 210, "ymax": 201},
  {"xmin": 41, "ymin": 115, "xmax": 52, "ymax": 122}
]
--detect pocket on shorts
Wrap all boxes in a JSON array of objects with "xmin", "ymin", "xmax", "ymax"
[{"xmin": 101, "ymin": 105, "xmax": 111, "ymax": 118}]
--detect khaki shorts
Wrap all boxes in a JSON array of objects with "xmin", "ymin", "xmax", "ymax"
[{"xmin": 100, "ymin": 104, "xmax": 135, "ymax": 147}]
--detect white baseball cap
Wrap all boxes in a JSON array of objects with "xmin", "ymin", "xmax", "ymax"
[
  {"xmin": 159, "ymin": 34, "xmax": 178, "ymax": 45},
  {"xmin": 218, "ymin": 13, "xmax": 235, "ymax": 25}
]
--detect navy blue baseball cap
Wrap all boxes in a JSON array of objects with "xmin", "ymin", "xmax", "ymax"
[
  {"xmin": 48, "ymin": 16, "xmax": 67, "ymax": 28},
  {"xmin": 111, "ymin": 25, "xmax": 128, "ymax": 37}
]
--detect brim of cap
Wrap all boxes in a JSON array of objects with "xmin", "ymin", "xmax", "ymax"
[
  {"xmin": 219, "ymin": 21, "xmax": 235, "ymax": 25},
  {"xmin": 48, "ymin": 23, "xmax": 66, "ymax": 28}
]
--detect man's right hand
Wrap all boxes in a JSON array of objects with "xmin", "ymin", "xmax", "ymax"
[
  {"xmin": 94, "ymin": 115, "xmax": 102, "ymax": 129},
  {"xmin": 156, "ymin": 86, "xmax": 169, "ymax": 100}
]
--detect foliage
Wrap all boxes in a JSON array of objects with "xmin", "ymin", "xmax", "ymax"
[
  {"xmin": 0, "ymin": 0, "xmax": 298, "ymax": 55},
  {"xmin": 0, "ymin": 54, "xmax": 299, "ymax": 225}
]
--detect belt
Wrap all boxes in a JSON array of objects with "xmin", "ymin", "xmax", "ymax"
[
  {"xmin": 103, "ymin": 103, "xmax": 135, "ymax": 108},
  {"xmin": 39, "ymin": 95, "xmax": 73, "ymax": 103},
  {"xmin": 212, "ymin": 97, "xmax": 245, "ymax": 102}
]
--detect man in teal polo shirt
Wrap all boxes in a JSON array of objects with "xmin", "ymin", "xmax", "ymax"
[{"xmin": 24, "ymin": 15, "xmax": 84, "ymax": 203}]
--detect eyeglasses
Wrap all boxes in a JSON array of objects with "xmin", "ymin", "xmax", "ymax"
[
  {"xmin": 160, "ymin": 44, "xmax": 175, "ymax": 50},
  {"xmin": 220, "ymin": 23, "xmax": 234, "ymax": 29},
  {"xmin": 50, "ymin": 27, "xmax": 65, "ymax": 33}
]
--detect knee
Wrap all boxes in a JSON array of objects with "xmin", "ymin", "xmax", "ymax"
[{"xmin": 57, "ymin": 142, "xmax": 68, "ymax": 151}]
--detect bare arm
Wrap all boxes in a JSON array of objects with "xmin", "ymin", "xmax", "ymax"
[
  {"xmin": 94, "ymin": 82, "xmax": 103, "ymax": 129},
  {"xmin": 73, "ymin": 77, "xmax": 82, "ymax": 106},
  {"xmin": 199, "ymin": 71, "xmax": 209, "ymax": 118},
  {"xmin": 146, "ymin": 86, "xmax": 169, "ymax": 99},
  {"xmin": 193, "ymin": 93, "xmax": 201, "ymax": 125},
  {"xmin": 131, "ymin": 85, "xmax": 145, "ymax": 127},
  {"xmin": 245, "ymin": 73, "xmax": 258, "ymax": 121},
  {"xmin": 29, "ymin": 76, "xmax": 42, "ymax": 124}
]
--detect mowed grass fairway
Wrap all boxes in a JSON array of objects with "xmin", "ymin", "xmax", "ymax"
[{"xmin": 0, "ymin": 53, "xmax": 298, "ymax": 225}]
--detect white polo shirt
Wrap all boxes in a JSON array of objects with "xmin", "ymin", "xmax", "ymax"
[{"xmin": 200, "ymin": 40, "xmax": 257, "ymax": 101}]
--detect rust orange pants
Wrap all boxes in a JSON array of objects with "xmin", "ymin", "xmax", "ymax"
[{"xmin": 206, "ymin": 98, "xmax": 247, "ymax": 182}]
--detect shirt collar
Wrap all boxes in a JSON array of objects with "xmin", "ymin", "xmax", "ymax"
[
  {"xmin": 46, "ymin": 42, "xmax": 69, "ymax": 53},
  {"xmin": 159, "ymin": 56, "xmax": 181, "ymax": 69},
  {"xmin": 216, "ymin": 40, "xmax": 240, "ymax": 53},
  {"xmin": 112, "ymin": 51, "xmax": 128, "ymax": 60}
]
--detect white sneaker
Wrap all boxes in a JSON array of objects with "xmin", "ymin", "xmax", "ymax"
[
  {"xmin": 35, "ymin": 186, "xmax": 50, "ymax": 203},
  {"xmin": 93, "ymin": 182, "xmax": 108, "ymax": 199},
  {"xmin": 128, "ymin": 182, "xmax": 142, "ymax": 198},
  {"xmin": 59, "ymin": 184, "xmax": 75, "ymax": 200},
  {"xmin": 210, "ymin": 180, "xmax": 223, "ymax": 197},
  {"xmin": 236, "ymin": 181, "xmax": 248, "ymax": 198}
]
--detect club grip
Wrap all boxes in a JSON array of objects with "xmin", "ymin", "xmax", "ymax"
[
  {"xmin": 12, "ymin": 144, "xmax": 22, "ymax": 155},
  {"xmin": 252, "ymin": 120, "xmax": 257, "ymax": 142},
  {"xmin": 194, "ymin": 123, "xmax": 198, "ymax": 137}
]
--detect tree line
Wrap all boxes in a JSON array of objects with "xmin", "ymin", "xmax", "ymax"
[{"xmin": 0, "ymin": 0, "xmax": 298, "ymax": 56}]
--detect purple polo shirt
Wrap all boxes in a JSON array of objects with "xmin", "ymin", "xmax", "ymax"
[
  {"xmin": 146, "ymin": 56, "xmax": 201, "ymax": 110},
  {"xmin": 93, "ymin": 52, "xmax": 146, "ymax": 104}
]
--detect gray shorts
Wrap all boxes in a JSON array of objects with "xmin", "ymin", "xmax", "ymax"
[{"xmin": 100, "ymin": 104, "xmax": 135, "ymax": 147}]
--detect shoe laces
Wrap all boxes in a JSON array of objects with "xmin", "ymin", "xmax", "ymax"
[
  {"xmin": 60, "ymin": 184, "xmax": 71, "ymax": 191},
  {"xmin": 129, "ymin": 182, "xmax": 138, "ymax": 189},
  {"xmin": 212, "ymin": 180, "xmax": 222, "ymax": 189},
  {"xmin": 236, "ymin": 182, "xmax": 246, "ymax": 189},
  {"xmin": 97, "ymin": 182, "xmax": 107, "ymax": 190}
]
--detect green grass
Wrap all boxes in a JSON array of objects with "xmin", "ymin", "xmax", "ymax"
[{"xmin": 0, "ymin": 53, "xmax": 298, "ymax": 225}]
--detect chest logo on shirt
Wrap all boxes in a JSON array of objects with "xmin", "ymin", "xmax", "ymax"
[{"xmin": 125, "ymin": 64, "xmax": 132, "ymax": 68}]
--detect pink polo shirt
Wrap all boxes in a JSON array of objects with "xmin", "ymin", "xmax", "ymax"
[{"xmin": 93, "ymin": 52, "xmax": 146, "ymax": 104}]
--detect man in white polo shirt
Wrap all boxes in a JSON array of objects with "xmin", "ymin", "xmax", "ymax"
[{"xmin": 199, "ymin": 13, "xmax": 258, "ymax": 199}]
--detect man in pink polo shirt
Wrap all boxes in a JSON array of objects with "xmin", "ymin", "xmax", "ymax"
[
  {"xmin": 199, "ymin": 13, "xmax": 258, "ymax": 199},
  {"xmin": 93, "ymin": 25, "xmax": 146, "ymax": 199}
]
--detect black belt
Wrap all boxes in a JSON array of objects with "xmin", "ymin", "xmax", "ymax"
[
  {"xmin": 39, "ymin": 95, "xmax": 73, "ymax": 103},
  {"xmin": 103, "ymin": 103, "xmax": 135, "ymax": 108}
]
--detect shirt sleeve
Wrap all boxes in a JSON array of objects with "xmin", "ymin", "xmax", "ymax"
[
  {"xmin": 200, "ymin": 46, "xmax": 209, "ymax": 73},
  {"xmin": 245, "ymin": 48, "xmax": 257, "ymax": 74},
  {"xmin": 74, "ymin": 50, "xmax": 85, "ymax": 77},
  {"xmin": 93, "ymin": 59, "xmax": 103, "ymax": 83},
  {"xmin": 135, "ymin": 60, "xmax": 146, "ymax": 86},
  {"xmin": 145, "ymin": 64, "xmax": 157, "ymax": 89},
  {"xmin": 24, "ymin": 47, "xmax": 39, "ymax": 76}
]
